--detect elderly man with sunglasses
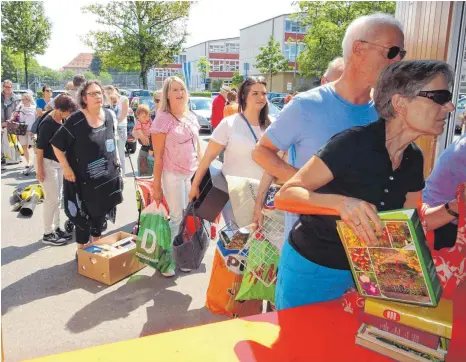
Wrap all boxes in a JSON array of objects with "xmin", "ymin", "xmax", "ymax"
[
  {"xmin": 251, "ymin": 13, "xmax": 406, "ymax": 310},
  {"xmin": 1, "ymin": 79, "xmax": 21, "ymax": 166}
]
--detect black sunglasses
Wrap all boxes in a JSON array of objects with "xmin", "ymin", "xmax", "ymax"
[
  {"xmin": 417, "ymin": 90, "xmax": 452, "ymax": 105},
  {"xmin": 358, "ymin": 40, "xmax": 407, "ymax": 60},
  {"xmin": 245, "ymin": 76, "xmax": 266, "ymax": 83}
]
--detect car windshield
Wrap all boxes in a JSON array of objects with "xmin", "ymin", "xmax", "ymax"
[
  {"xmin": 268, "ymin": 102, "xmax": 280, "ymax": 116},
  {"xmin": 131, "ymin": 90, "xmax": 151, "ymax": 97},
  {"xmin": 190, "ymin": 98, "xmax": 213, "ymax": 111},
  {"xmin": 139, "ymin": 97, "xmax": 154, "ymax": 109}
]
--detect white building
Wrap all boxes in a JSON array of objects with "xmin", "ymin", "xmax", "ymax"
[
  {"xmin": 185, "ymin": 37, "xmax": 240, "ymax": 91},
  {"xmin": 147, "ymin": 53, "xmax": 186, "ymax": 90},
  {"xmin": 240, "ymin": 14, "xmax": 315, "ymax": 93}
]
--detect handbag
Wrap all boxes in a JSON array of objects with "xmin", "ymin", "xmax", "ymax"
[
  {"xmin": 7, "ymin": 121, "xmax": 28, "ymax": 136},
  {"xmin": 173, "ymin": 202, "xmax": 210, "ymax": 270}
]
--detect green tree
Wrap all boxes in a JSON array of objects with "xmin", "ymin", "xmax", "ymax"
[
  {"xmin": 211, "ymin": 79, "xmax": 223, "ymax": 92},
  {"xmin": 296, "ymin": 1, "xmax": 396, "ymax": 77},
  {"xmin": 98, "ymin": 71, "xmax": 113, "ymax": 85},
  {"xmin": 61, "ymin": 69, "xmax": 76, "ymax": 83},
  {"xmin": 173, "ymin": 73, "xmax": 185, "ymax": 81},
  {"xmin": 83, "ymin": 71, "xmax": 97, "ymax": 80},
  {"xmin": 90, "ymin": 55, "xmax": 102, "ymax": 75},
  {"xmin": 1, "ymin": 1, "xmax": 52, "ymax": 88},
  {"xmin": 82, "ymin": 2, "xmax": 191, "ymax": 89},
  {"xmin": 41, "ymin": 67, "xmax": 62, "ymax": 86},
  {"xmin": 197, "ymin": 56, "xmax": 211, "ymax": 83},
  {"xmin": 255, "ymin": 36, "xmax": 291, "ymax": 90},
  {"xmin": 1, "ymin": 46, "xmax": 19, "ymax": 81},
  {"xmin": 231, "ymin": 71, "xmax": 244, "ymax": 89}
]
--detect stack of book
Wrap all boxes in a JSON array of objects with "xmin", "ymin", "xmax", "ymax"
[{"xmin": 356, "ymin": 298, "xmax": 453, "ymax": 362}]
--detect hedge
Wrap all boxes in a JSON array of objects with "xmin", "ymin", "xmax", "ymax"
[{"xmin": 190, "ymin": 91, "xmax": 211, "ymax": 98}]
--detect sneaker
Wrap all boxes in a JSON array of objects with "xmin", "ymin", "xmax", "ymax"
[
  {"xmin": 180, "ymin": 268, "xmax": 192, "ymax": 273},
  {"xmin": 161, "ymin": 270, "xmax": 176, "ymax": 277},
  {"xmin": 42, "ymin": 233, "xmax": 67, "ymax": 246},
  {"xmin": 55, "ymin": 227, "xmax": 72, "ymax": 240}
]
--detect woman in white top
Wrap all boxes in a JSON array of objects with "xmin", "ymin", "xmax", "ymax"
[
  {"xmin": 106, "ymin": 86, "xmax": 129, "ymax": 177},
  {"xmin": 16, "ymin": 93, "xmax": 37, "ymax": 169},
  {"xmin": 189, "ymin": 77, "xmax": 271, "ymax": 223}
]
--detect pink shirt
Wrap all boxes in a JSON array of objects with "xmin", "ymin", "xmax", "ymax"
[
  {"xmin": 151, "ymin": 111, "xmax": 200, "ymax": 175},
  {"xmin": 134, "ymin": 119, "xmax": 152, "ymax": 137}
]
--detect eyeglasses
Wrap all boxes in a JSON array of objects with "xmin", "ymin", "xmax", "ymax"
[
  {"xmin": 154, "ymin": 99, "xmax": 161, "ymax": 103},
  {"xmin": 417, "ymin": 90, "xmax": 452, "ymax": 105},
  {"xmin": 44, "ymin": 89, "xmax": 52, "ymax": 93},
  {"xmin": 4, "ymin": 85, "xmax": 12, "ymax": 89},
  {"xmin": 358, "ymin": 40, "xmax": 407, "ymax": 60},
  {"xmin": 86, "ymin": 91, "xmax": 103, "ymax": 98}
]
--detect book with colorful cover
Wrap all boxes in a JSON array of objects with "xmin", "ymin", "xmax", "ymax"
[
  {"xmin": 361, "ymin": 312, "xmax": 440, "ymax": 349},
  {"xmin": 336, "ymin": 208, "xmax": 442, "ymax": 306},
  {"xmin": 364, "ymin": 298, "xmax": 453, "ymax": 339}
]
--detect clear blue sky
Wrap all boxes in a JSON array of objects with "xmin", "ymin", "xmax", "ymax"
[{"xmin": 37, "ymin": 0, "xmax": 297, "ymax": 70}]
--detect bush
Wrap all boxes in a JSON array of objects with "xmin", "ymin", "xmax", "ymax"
[{"xmin": 190, "ymin": 92, "xmax": 211, "ymax": 98}]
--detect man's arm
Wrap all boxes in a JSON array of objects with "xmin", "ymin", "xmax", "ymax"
[{"xmin": 252, "ymin": 135, "xmax": 298, "ymax": 183}]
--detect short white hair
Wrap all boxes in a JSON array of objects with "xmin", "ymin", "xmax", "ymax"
[
  {"xmin": 342, "ymin": 13, "xmax": 403, "ymax": 61},
  {"xmin": 324, "ymin": 57, "xmax": 345, "ymax": 78}
]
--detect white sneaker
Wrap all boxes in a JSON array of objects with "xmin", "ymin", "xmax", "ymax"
[
  {"xmin": 161, "ymin": 270, "xmax": 175, "ymax": 277},
  {"xmin": 180, "ymin": 268, "xmax": 192, "ymax": 273}
]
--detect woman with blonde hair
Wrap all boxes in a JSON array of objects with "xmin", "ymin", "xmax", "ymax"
[{"xmin": 151, "ymin": 76, "xmax": 202, "ymax": 276}]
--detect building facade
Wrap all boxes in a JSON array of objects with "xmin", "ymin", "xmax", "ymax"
[
  {"xmin": 62, "ymin": 53, "xmax": 93, "ymax": 74},
  {"xmin": 240, "ymin": 14, "xmax": 316, "ymax": 93},
  {"xmin": 147, "ymin": 54, "xmax": 186, "ymax": 90},
  {"xmin": 185, "ymin": 37, "xmax": 240, "ymax": 91}
]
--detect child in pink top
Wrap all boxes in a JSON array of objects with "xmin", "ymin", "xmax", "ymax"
[{"xmin": 133, "ymin": 104, "xmax": 154, "ymax": 176}]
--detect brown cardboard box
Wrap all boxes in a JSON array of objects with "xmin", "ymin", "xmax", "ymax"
[{"xmin": 77, "ymin": 231, "xmax": 146, "ymax": 285}]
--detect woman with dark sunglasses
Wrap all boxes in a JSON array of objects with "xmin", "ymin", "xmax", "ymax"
[{"xmin": 272, "ymin": 60, "xmax": 455, "ymax": 310}]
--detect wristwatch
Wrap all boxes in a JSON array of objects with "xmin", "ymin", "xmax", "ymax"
[{"xmin": 445, "ymin": 201, "xmax": 459, "ymax": 218}]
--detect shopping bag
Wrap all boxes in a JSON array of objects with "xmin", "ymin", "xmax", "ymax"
[
  {"xmin": 206, "ymin": 241, "xmax": 262, "ymax": 318},
  {"xmin": 172, "ymin": 203, "xmax": 210, "ymax": 270},
  {"xmin": 236, "ymin": 238, "xmax": 279, "ymax": 304},
  {"xmin": 136, "ymin": 200, "xmax": 175, "ymax": 274}
]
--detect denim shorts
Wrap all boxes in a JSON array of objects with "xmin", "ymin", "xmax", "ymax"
[{"xmin": 275, "ymin": 239, "xmax": 354, "ymax": 310}]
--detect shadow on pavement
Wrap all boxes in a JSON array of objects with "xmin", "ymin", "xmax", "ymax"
[
  {"xmin": 65, "ymin": 264, "xmax": 212, "ymax": 334},
  {"xmin": 1, "ymin": 240, "xmax": 51, "ymax": 266},
  {"xmin": 1, "ymin": 259, "xmax": 109, "ymax": 316}
]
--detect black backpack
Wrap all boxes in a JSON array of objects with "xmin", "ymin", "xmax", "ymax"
[{"xmin": 30, "ymin": 109, "xmax": 53, "ymax": 134}]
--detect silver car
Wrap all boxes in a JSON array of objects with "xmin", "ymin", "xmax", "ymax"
[{"xmin": 189, "ymin": 97, "xmax": 213, "ymax": 133}]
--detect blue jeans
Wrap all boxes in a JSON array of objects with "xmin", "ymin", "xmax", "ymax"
[
  {"xmin": 275, "ymin": 239, "xmax": 354, "ymax": 310},
  {"xmin": 117, "ymin": 126, "xmax": 127, "ymax": 176}
]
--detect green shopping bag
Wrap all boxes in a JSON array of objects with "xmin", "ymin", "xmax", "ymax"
[
  {"xmin": 136, "ymin": 200, "xmax": 175, "ymax": 274},
  {"xmin": 236, "ymin": 238, "xmax": 279, "ymax": 304}
]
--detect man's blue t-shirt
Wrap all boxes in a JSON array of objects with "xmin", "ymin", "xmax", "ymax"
[
  {"xmin": 36, "ymin": 98, "xmax": 47, "ymax": 110},
  {"xmin": 265, "ymin": 84, "xmax": 379, "ymax": 237},
  {"xmin": 423, "ymin": 133, "xmax": 466, "ymax": 209}
]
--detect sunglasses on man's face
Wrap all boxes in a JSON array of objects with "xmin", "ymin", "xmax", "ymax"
[
  {"xmin": 417, "ymin": 90, "xmax": 452, "ymax": 105},
  {"xmin": 358, "ymin": 40, "xmax": 407, "ymax": 60}
]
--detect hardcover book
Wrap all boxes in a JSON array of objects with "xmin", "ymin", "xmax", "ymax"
[
  {"xmin": 364, "ymin": 298, "xmax": 453, "ymax": 339},
  {"xmin": 337, "ymin": 208, "xmax": 442, "ymax": 306},
  {"xmin": 361, "ymin": 312, "xmax": 440, "ymax": 349}
]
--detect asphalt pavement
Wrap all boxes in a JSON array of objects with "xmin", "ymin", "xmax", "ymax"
[{"xmin": 1, "ymin": 132, "xmax": 225, "ymax": 361}]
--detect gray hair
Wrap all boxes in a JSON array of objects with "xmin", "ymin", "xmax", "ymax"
[
  {"xmin": 323, "ymin": 57, "xmax": 345, "ymax": 78},
  {"xmin": 21, "ymin": 92, "xmax": 34, "ymax": 104},
  {"xmin": 3, "ymin": 79, "xmax": 13, "ymax": 87},
  {"xmin": 374, "ymin": 60, "xmax": 454, "ymax": 120},
  {"xmin": 342, "ymin": 13, "xmax": 403, "ymax": 61},
  {"xmin": 160, "ymin": 76, "xmax": 189, "ymax": 113}
]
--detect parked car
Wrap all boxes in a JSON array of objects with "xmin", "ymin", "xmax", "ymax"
[
  {"xmin": 268, "ymin": 101, "xmax": 281, "ymax": 120},
  {"xmin": 128, "ymin": 89, "xmax": 151, "ymax": 104},
  {"xmin": 267, "ymin": 92, "xmax": 287, "ymax": 101},
  {"xmin": 51, "ymin": 90, "xmax": 66, "ymax": 99},
  {"xmin": 270, "ymin": 96, "xmax": 286, "ymax": 110},
  {"xmin": 130, "ymin": 96, "xmax": 154, "ymax": 112},
  {"xmin": 210, "ymin": 92, "xmax": 220, "ymax": 99},
  {"xmin": 189, "ymin": 97, "xmax": 213, "ymax": 133},
  {"xmin": 455, "ymin": 96, "xmax": 466, "ymax": 133}
]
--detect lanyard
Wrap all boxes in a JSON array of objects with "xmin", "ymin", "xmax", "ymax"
[{"xmin": 239, "ymin": 113, "xmax": 258, "ymax": 143}]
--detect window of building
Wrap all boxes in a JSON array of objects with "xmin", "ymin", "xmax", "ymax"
[
  {"xmin": 211, "ymin": 60, "xmax": 224, "ymax": 71},
  {"xmin": 226, "ymin": 43, "xmax": 240, "ymax": 54},
  {"xmin": 209, "ymin": 44, "xmax": 225, "ymax": 53},
  {"xmin": 210, "ymin": 59, "xmax": 239, "ymax": 72},
  {"xmin": 284, "ymin": 43, "xmax": 306, "ymax": 61},
  {"xmin": 285, "ymin": 18, "xmax": 307, "ymax": 33}
]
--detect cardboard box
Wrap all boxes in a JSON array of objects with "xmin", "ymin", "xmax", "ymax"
[
  {"xmin": 191, "ymin": 159, "xmax": 229, "ymax": 222},
  {"xmin": 77, "ymin": 231, "xmax": 146, "ymax": 285}
]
